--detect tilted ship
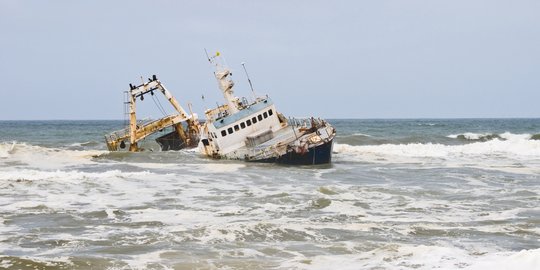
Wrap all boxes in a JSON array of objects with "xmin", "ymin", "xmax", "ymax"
[
  {"xmin": 104, "ymin": 54, "xmax": 336, "ymax": 165},
  {"xmin": 197, "ymin": 54, "xmax": 335, "ymax": 165}
]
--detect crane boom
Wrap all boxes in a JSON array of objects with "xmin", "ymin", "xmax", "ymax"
[{"xmin": 104, "ymin": 75, "xmax": 200, "ymax": 152}]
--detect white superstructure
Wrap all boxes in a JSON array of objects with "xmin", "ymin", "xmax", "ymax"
[{"xmin": 198, "ymin": 53, "xmax": 335, "ymax": 164}]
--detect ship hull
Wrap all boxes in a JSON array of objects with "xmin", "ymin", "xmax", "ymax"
[
  {"xmin": 254, "ymin": 139, "xmax": 334, "ymax": 165},
  {"xmin": 156, "ymin": 130, "xmax": 199, "ymax": 151}
]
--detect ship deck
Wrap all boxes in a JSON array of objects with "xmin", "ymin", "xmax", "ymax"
[{"xmin": 232, "ymin": 125, "xmax": 304, "ymax": 159}]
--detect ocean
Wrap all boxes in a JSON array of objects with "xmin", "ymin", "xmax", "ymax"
[{"xmin": 0, "ymin": 119, "xmax": 539, "ymax": 269}]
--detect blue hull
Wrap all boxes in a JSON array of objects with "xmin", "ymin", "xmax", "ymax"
[{"xmin": 254, "ymin": 139, "xmax": 334, "ymax": 165}]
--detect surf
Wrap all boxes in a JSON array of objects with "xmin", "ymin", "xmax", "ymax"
[{"xmin": 333, "ymin": 134, "xmax": 540, "ymax": 174}]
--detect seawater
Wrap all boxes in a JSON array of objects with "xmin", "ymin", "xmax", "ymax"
[{"xmin": 0, "ymin": 119, "xmax": 539, "ymax": 269}]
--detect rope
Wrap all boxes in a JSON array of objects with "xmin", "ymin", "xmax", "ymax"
[{"xmin": 152, "ymin": 94, "xmax": 168, "ymax": 117}]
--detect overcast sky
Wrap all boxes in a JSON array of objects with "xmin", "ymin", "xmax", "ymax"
[{"xmin": 0, "ymin": 0, "xmax": 539, "ymax": 120}]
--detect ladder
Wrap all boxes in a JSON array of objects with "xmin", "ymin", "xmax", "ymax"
[{"xmin": 104, "ymin": 75, "xmax": 200, "ymax": 152}]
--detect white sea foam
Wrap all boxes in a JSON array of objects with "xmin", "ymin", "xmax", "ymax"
[
  {"xmin": 0, "ymin": 169, "xmax": 159, "ymax": 212},
  {"xmin": 499, "ymin": 132, "xmax": 533, "ymax": 141},
  {"xmin": 120, "ymin": 250, "xmax": 174, "ymax": 270},
  {"xmin": 463, "ymin": 248, "xmax": 540, "ymax": 270},
  {"xmin": 128, "ymin": 208, "xmax": 220, "ymax": 227},
  {"xmin": 447, "ymin": 132, "xmax": 493, "ymax": 140},
  {"xmin": 0, "ymin": 256, "xmax": 73, "ymax": 268},
  {"xmin": 0, "ymin": 142, "xmax": 105, "ymax": 169},
  {"xmin": 319, "ymin": 200, "xmax": 367, "ymax": 216},
  {"xmin": 447, "ymin": 132, "xmax": 533, "ymax": 141},
  {"xmin": 128, "ymin": 162, "xmax": 185, "ymax": 169},
  {"xmin": 199, "ymin": 163, "xmax": 246, "ymax": 172},
  {"xmin": 282, "ymin": 245, "xmax": 540, "ymax": 270},
  {"xmin": 335, "ymin": 137, "xmax": 540, "ymax": 159},
  {"xmin": 0, "ymin": 141, "xmax": 16, "ymax": 158},
  {"xmin": 0, "ymin": 257, "xmax": 13, "ymax": 269},
  {"xmin": 334, "ymin": 135, "xmax": 540, "ymax": 173}
]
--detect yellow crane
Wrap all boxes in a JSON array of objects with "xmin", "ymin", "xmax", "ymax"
[{"xmin": 104, "ymin": 75, "xmax": 200, "ymax": 152}]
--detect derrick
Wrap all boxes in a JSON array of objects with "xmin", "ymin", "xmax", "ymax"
[{"xmin": 104, "ymin": 75, "xmax": 200, "ymax": 152}]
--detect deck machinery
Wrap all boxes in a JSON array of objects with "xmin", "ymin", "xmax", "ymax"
[{"xmin": 104, "ymin": 75, "xmax": 200, "ymax": 152}]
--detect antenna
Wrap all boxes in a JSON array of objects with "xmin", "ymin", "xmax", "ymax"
[
  {"xmin": 204, "ymin": 48, "xmax": 211, "ymax": 63},
  {"xmin": 187, "ymin": 102, "xmax": 194, "ymax": 116},
  {"xmin": 241, "ymin": 62, "xmax": 257, "ymax": 99},
  {"xmin": 201, "ymin": 93, "xmax": 208, "ymax": 112}
]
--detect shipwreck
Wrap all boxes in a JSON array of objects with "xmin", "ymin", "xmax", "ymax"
[{"xmin": 105, "ymin": 54, "xmax": 336, "ymax": 165}]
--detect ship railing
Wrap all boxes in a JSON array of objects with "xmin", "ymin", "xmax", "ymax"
[
  {"xmin": 104, "ymin": 118, "xmax": 162, "ymax": 145},
  {"xmin": 105, "ymin": 128, "xmax": 128, "ymax": 142},
  {"xmin": 104, "ymin": 128, "xmax": 130, "ymax": 151},
  {"xmin": 136, "ymin": 117, "xmax": 161, "ymax": 128},
  {"xmin": 287, "ymin": 117, "xmax": 325, "ymax": 128}
]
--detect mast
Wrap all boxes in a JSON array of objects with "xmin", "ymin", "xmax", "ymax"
[
  {"xmin": 209, "ymin": 52, "xmax": 240, "ymax": 114},
  {"xmin": 128, "ymin": 87, "xmax": 138, "ymax": 151},
  {"xmin": 241, "ymin": 62, "xmax": 257, "ymax": 100}
]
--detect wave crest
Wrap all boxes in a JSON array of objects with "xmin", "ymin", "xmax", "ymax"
[
  {"xmin": 0, "ymin": 142, "xmax": 106, "ymax": 169},
  {"xmin": 447, "ymin": 132, "xmax": 534, "ymax": 142},
  {"xmin": 334, "ymin": 136, "xmax": 540, "ymax": 172},
  {"xmin": 0, "ymin": 141, "xmax": 16, "ymax": 158},
  {"xmin": 335, "ymin": 139, "xmax": 540, "ymax": 158}
]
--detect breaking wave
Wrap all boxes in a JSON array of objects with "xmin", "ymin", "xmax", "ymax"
[
  {"xmin": 0, "ymin": 141, "xmax": 16, "ymax": 158},
  {"xmin": 447, "ymin": 132, "xmax": 536, "ymax": 142},
  {"xmin": 334, "ymin": 133, "xmax": 540, "ymax": 172},
  {"xmin": 351, "ymin": 133, "xmax": 372, "ymax": 137},
  {"xmin": 0, "ymin": 142, "xmax": 106, "ymax": 169},
  {"xmin": 335, "ymin": 137, "xmax": 540, "ymax": 159}
]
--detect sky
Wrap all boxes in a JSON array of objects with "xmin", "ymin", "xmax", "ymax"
[{"xmin": 0, "ymin": 0, "xmax": 539, "ymax": 120}]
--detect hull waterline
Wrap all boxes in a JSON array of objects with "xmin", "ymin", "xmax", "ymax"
[{"xmin": 252, "ymin": 139, "xmax": 334, "ymax": 165}]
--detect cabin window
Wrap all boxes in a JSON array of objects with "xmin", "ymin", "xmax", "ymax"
[
  {"xmin": 252, "ymin": 117, "xmax": 257, "ymax": 124},
  {"xmin": 240, "ymin": 122, "xmax": 246, "ymax": 129},
  {"xmin": 234, "ymin": 125, "xmax": 239, "ymax": 131},
  {"xmin": 221, "ymin": 130, "xmax": 227, "ymax": 137},
  {"xmin": 247, "ymin": 119, "xmax": 252, "ymax": 126},
  {"xmin": 263, "ymin": 112, "xmax": 268, "ymax": 118},
  {"xmin": 258, "ymin": 115, "xmax": 263, "ymax": 121},
  {"xmin": 268, "ymin": 109, "xmax": 273, "ymax": 116},
  {"xmin": 228, "ymin": 127, "xmax": 233, "ymax": 134}
]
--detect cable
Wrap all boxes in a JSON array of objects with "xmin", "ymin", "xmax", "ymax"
[{"xmin": 152, "ymin": 94, "xmax": 168, "ymax": 116}]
